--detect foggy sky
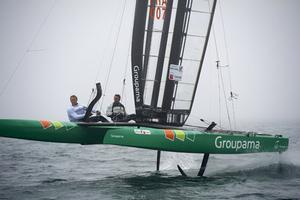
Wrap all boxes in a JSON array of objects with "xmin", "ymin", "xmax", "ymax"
[{"xmin": 0, "ymin": 0, "xmax": 299, "ymax": 130}]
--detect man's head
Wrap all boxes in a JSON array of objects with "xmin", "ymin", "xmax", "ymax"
[
  {"xmin": 70, "ymin": 95, "xmax": 78, "ymax": 106},
  {"xmin": 114, "ymin": 94, "xmax": 121, "ymax": 103}
]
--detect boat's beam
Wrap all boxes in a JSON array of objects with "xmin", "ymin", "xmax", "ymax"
[{"xmin": 156, "ymin": 150, "xmax": 161, "ymax": 171}]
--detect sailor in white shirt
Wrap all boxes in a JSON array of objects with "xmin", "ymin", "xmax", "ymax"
[
  {"xmin": 67, "ymin": 95, "xmax": 108, "ymax": 122},
  {"xmin": 67, "ymin": 95, "xmax": 87, "ymax": 122}
]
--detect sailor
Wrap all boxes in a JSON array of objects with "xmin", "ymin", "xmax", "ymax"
[
  {"xmin": 67, "ymin": 95, "xmax": 108, "ymax": 122},
  {"xmin": 106, "ymin": 94, "xmax": 127, "ymax": 122}
]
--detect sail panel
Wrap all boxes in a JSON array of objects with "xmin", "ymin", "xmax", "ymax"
[
  {"xmin": 192, "ymin": 0, "xmax": 211, "ymax": 12},
  {"xmin": 188, "ymin": 12, "xmax": 210, "ymax": 37},
  {"xmin": 148, "ymin": 32, "xmax": 163, "ymax": 56},
  {"xmin": 143, "ymin": 80, "xmax": 154, "ymax": 105},
  {"xmin": 143, "ymin": 56, "xmax": 158, "ymax": 105},
  {"xmin": 162, "ymin": 0, "xmax": 217, "ymax": 123},
  {"xmin": 182, "ymin": 36, "xmax": 206, "ymax": 61}
]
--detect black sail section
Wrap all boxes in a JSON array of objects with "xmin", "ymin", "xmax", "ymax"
[
  {"xmin": 142, "ymin": 0, "xmax": 156, "ymax": 90},
  {"xmin": 162, "ymin": 0, "xmax": 188, "ymax": 123},
  {"xmin": 151, "ymin": 0, "xmax": 174, "ymax": 108},
  {"xmin": 131, "ymin": 0, "xmax": 148, "ymax": 117},
  {"xmin": 131, "ymin": 0, "xmax": 217, "ymax": 126}
]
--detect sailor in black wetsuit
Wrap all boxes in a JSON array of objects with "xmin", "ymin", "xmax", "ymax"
[
  {"xmin": 106, "ymin": 94, "xmax": 135, "ymax": 122},
  {"xmin": 106, "ymin": 94, "xmax": 126, "ymax": 122}
]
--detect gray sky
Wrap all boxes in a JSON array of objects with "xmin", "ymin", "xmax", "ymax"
[{"xmin": 0, "ymin": 0, "xmax": 299, "ymax": 129}]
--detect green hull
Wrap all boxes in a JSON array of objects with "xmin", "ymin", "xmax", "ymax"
[{"xmin": 0, "ymin": 119, "xmax": 288, "ymax": 154}]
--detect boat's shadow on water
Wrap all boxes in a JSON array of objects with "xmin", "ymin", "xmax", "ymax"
[
  {"xmin": 89, "ymin": 163, "xmax": 300, "ymax": 199},
  {"xmin": 50, "ymin": 163, "xmax": 292, "ymax": 200},
  {"xmin": 4, "ymin": 163, "xmax": 298, "ymax": 200}
]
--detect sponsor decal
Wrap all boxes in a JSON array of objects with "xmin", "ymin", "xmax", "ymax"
[
  {"xmin": 52, "ymin": 121, "xmax": 64, "ymax": 130},
  {"xmin": 149, "ymin": 0, "xmax": 167, "ymax": 20},
  {"xmin": 164, "ymin": 130, "xmax": 191, "ymax": 142},
  {"xmin": 134, "ymin": 129, "xmax": 151, "ymax": 135},
  {"xmin": 110, "ymin": 134, "xmax": 124, "ymax": 139},
  {"xmin": 63, "ymin": 122, "xmax": 76, "ymax": 131},
  {"xmin": 186, "ymin": 133, "xmax": 196, "ymax": 142},
  {"xmin": 169, "ymin": 64, "xmax": 183, "ymax": 81},
  {"xmin": 133, "ymin": 65, "xmax": 141, "ymax": 103},
  {"xmin": 39, "ymin": 120, "xmax": 76, "ymax": 131},
  {"xmin": 40, "ymin": 120, "xmax": 52, "ymax": 129},
  {"xmin": 214, "ymin": 136, "xmax": 260, "ymax": 151},
  {"xmin": 164, "ymin": 129, "xmax": 174, "ymax": 141},
  {"xmin": 273, "ymin": 140, "xmax": 287, "ymax": 150},
  {"xmin": 186, "ymin": 132, "xmax": 195, "ymax": 142},
  {"xmin": 175, "ymin": 130, "xmax": 185, "ymax": 141}
]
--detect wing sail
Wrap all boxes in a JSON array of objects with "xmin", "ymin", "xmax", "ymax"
[{"xmin": 131, "ymin": 0, "xmax": 217, "ymax": 126}]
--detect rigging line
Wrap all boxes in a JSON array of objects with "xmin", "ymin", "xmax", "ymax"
[
  {"xmin": 93, "ymin": 2, "xmax": 121, "ymax": 85},
  {"xmin": 209, "ymin": 1, "xmax": 222, "ymax": 128},
  {"xmin": 121, "ymin": 33, "xmax": 132, "ymax": 101},
  {"xmin": 218, "ymin": 1, "xmax": 237, "ymax": 129},
  {"xmin": 231, "ymin": 95, "xmax": 237, "ymax": 129},
  {"xmin": 121, "ymin": 6, "xmax": 134, "ymax": 102},
  {"xmin": 217, "ymin": 63, "xmax": 222, "ymax": 128},
  {"xmin": 209, "ymin": 5, "xmax": 220, "ymax": 61},
  {"xmin": 121, "ymin": 45, "xmax": 130, "ymax": 103},
  {"xmin": 99, "ymin": 0, "xmax": 127, "ymax": 111},
  {"xmin": 209, "ymin": 0, "xmax": 232, "ymax": 129},
  {"xmin": 0, "ymin": 0, "xmax": 57, "ymax": 99},
  {"xmin": 87, "ymin": 88, "xmax": 96, "ymax": 106},
  {"xmin": 219, "ymin": 62, "xmax": 232, "ymax": 130},
  {"xmin": 93, "ymin": 3, "xmax": 122, "ymax": 112},
  {"xmin": 218, "ymin": 1, "xmax": 232, "ymax": 86}
]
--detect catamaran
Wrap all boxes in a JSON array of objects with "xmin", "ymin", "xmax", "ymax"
[{"xmin": 0, "ymin": 0, "xmax": 289, "ymax": 176}]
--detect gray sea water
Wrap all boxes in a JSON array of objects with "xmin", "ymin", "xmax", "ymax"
[{"xmin": 0, "ymin": 121, "xmax": 299, "ymax": 200}]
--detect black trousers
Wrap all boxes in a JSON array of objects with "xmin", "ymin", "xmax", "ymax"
[
  {"xmin": 110, "ymin": 114, "xmax": 136, "ymax": 122},
  {"xmin": 88, "ymin": 115, "xmax": 109, "ymax": 122}
]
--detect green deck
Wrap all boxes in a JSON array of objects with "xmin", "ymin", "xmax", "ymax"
[{"xmin": 0, "ymin": 119, "xmax": 288, "ymax": 154}]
